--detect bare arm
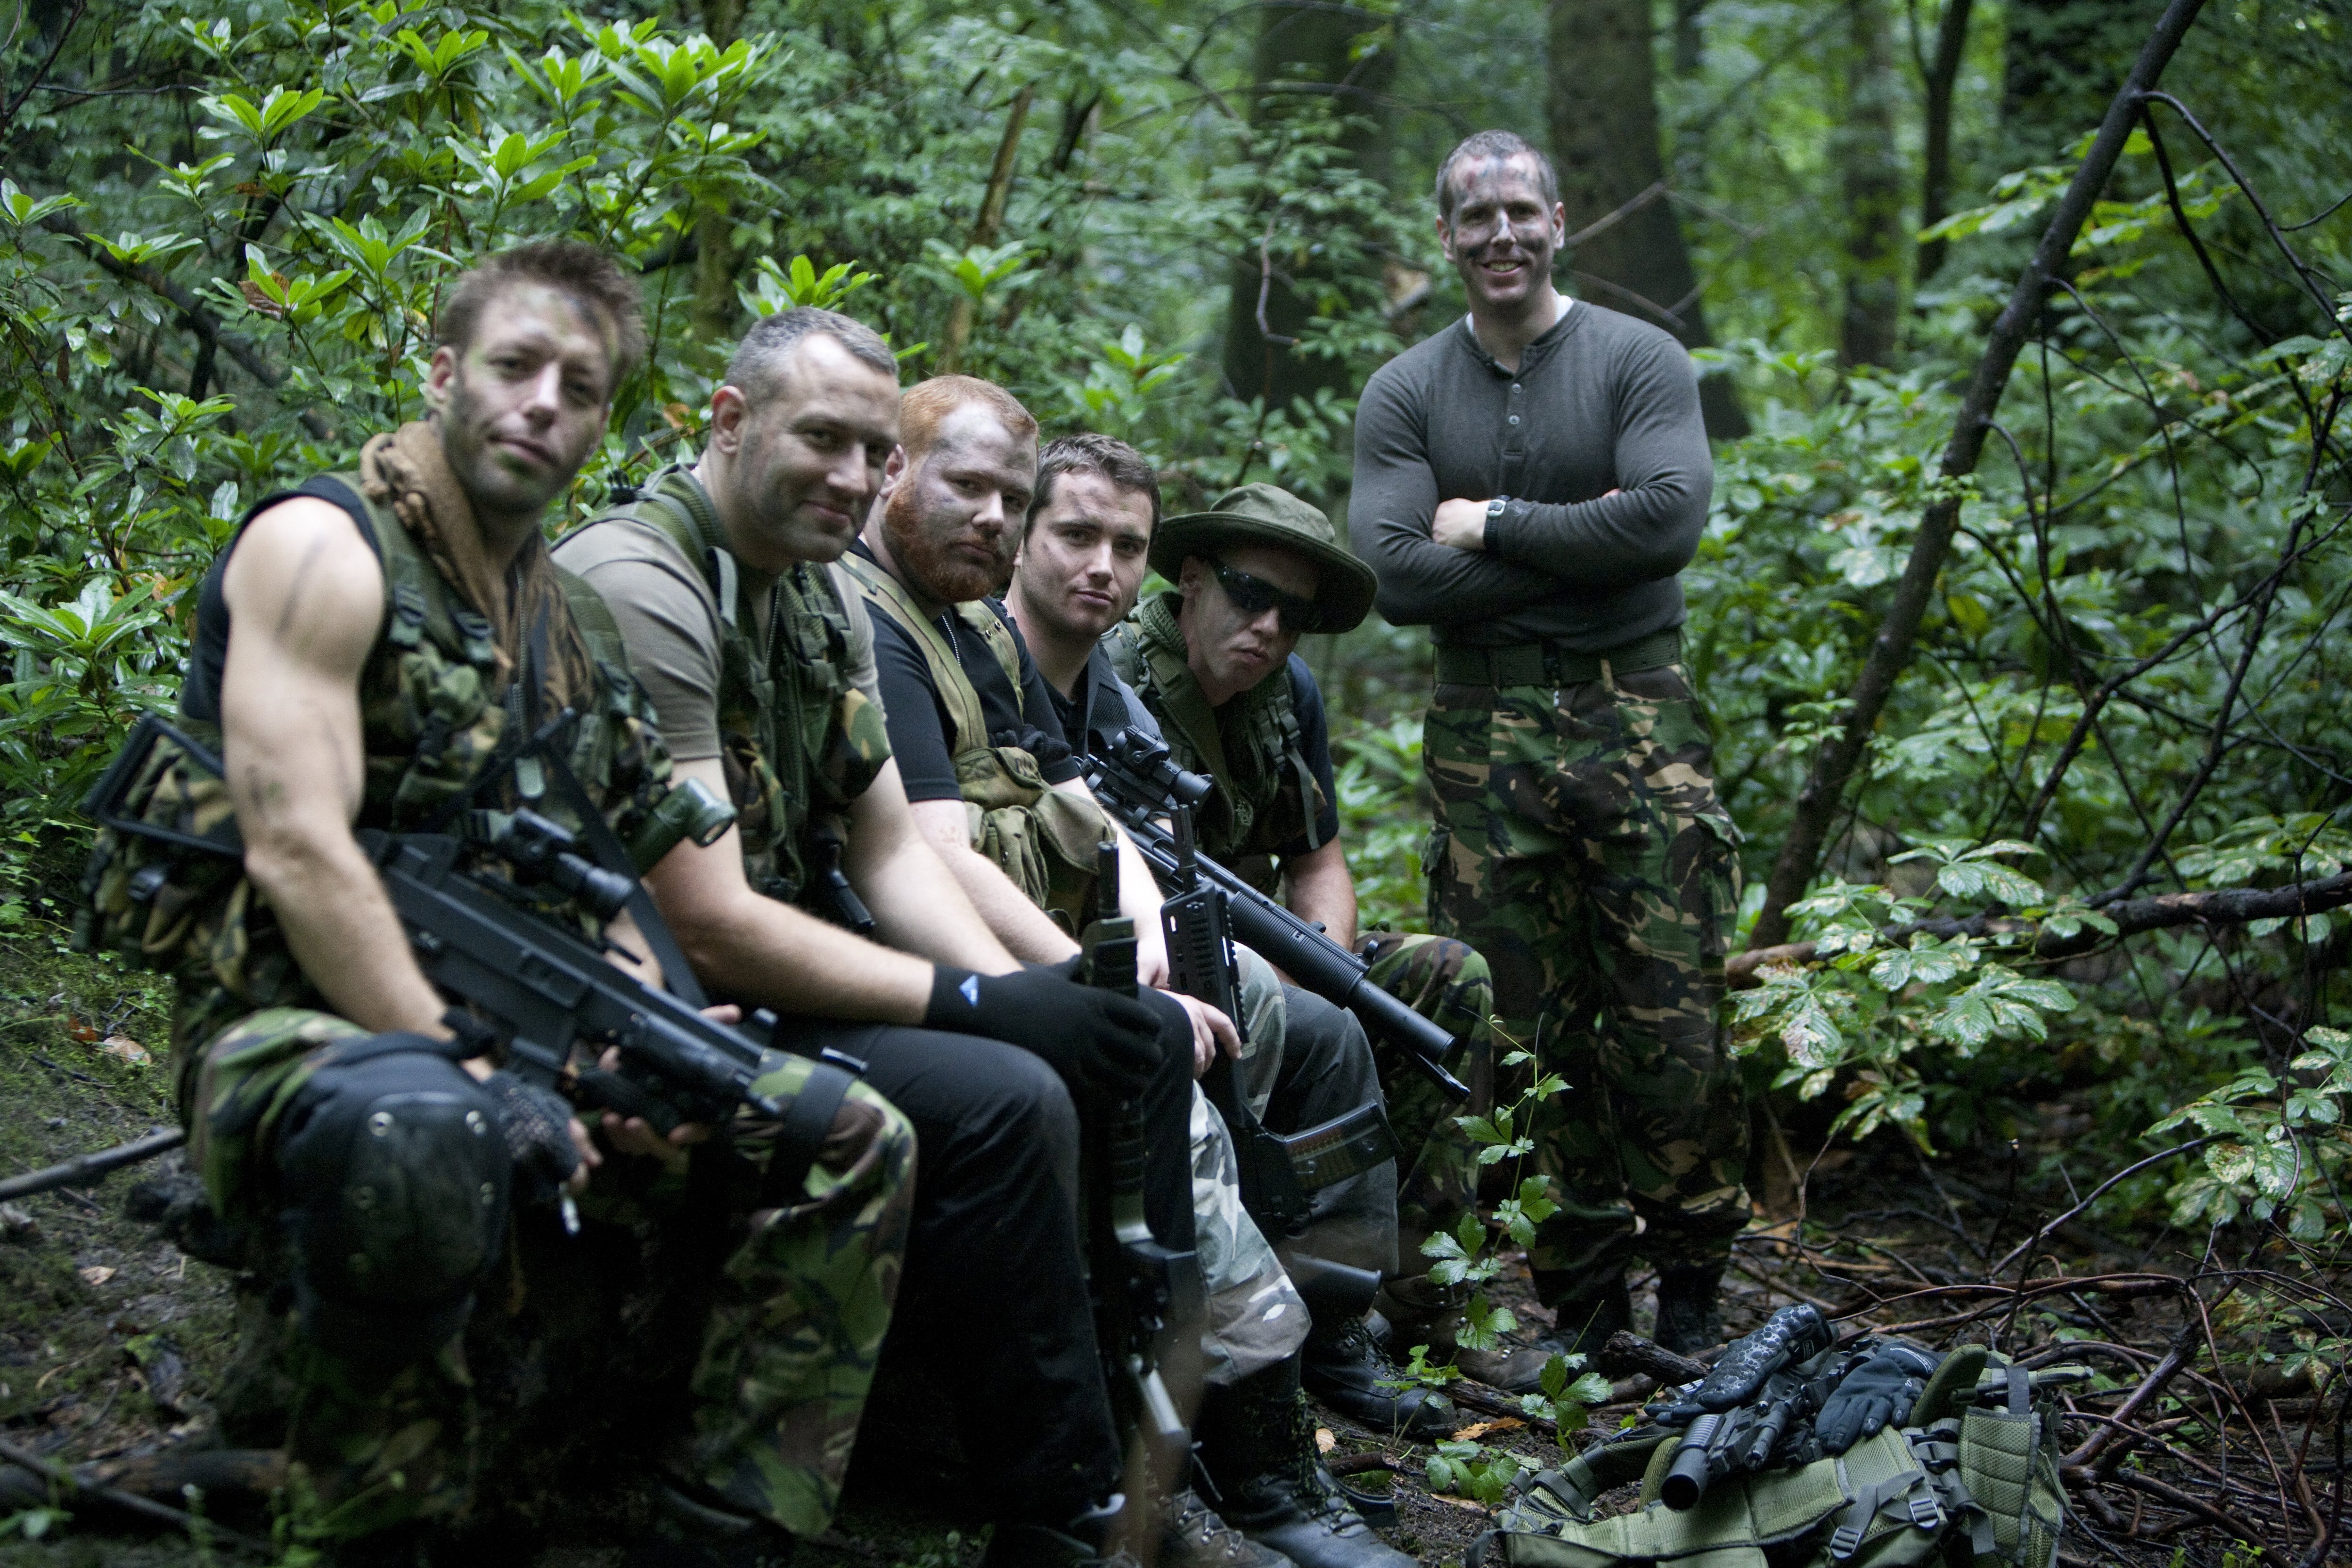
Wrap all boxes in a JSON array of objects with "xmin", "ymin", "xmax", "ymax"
[
  {"xmin": 220, "ymin": 498, "xmax": 448, "ymax": 1035},
  {"xmin": 1281, "ymin": 836, "xmax": 1359, "ymax": 951},
  {"xmin": 644, "ymin": 757, "xmax": 1013, "ymax": 1023},
  {"xmin": 845, "ymin": 759, "xmax": 1022, "ymax": 971},
  {"xmin": 909, "ymin": 797, "xmax": 1082, "ymax": 964}
]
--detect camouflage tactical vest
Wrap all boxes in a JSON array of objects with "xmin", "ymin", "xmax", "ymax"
[
  {"xmin": 838, "ymin": 551, "xmax": 1113, "ymax": 930},
  {"xmin": 77, "ymin": 468, "xmax": 675, "ymax": 1100},
  {"xmin": 1107, "ymin": 589, "xmax": 1324, "ymax": 896},
  {"xmin": 579, "ymin": 467, "xmax": 890, "ymax": 916}
]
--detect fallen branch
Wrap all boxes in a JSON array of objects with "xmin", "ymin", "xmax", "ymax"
[
  {"xmin": 0, "ymin": 1126, "xmax": 185, "ymax": 1202},
  {"xmin": 0, "ymin": 1437, "xmax": 273, "ymax": 1558},
  {"xmin": 1731, "ymin": 870, "xmax": 2352, "ymax": 985}
]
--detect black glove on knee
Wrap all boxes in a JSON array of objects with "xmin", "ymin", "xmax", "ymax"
[
  {"xmin": 1815, "ymin": 1342, "xmax": 1939, "ymax": 1454},
  {"xmin": 478, "ymin": 1070, "xmax": 581, "ymax": 1206},
  {"xmin": 926, "ymin": 961, "xmax": 1161, "ymax": 1101}
]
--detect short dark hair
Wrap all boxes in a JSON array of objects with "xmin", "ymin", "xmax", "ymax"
[
  {"xmin": 1028, "ymin": 433, "xmax": 1161, "ymax": 537},
  {"xmin": 436, "ymin": 241, "xmax": 647, "ymax": 397},
  {"xmin": 726, "ymin": 306, "xmax": 899, "ymax": 403},
  {"xmin": 1434, "ymin": 130, "xmax": 1560, "ymax": 223}
]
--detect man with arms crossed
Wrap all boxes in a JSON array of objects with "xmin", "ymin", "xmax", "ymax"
[
  {"xmin": 119, "ymin": 245, "xmax": 915, "ymax": 1566},
  {"xmin": 555, "ymin": 311, "xmax": 1186, "ymax": 1568},
  {"xmin": 1349, "ymin": 130, "xmax": 1749, "ymax": 1371}
]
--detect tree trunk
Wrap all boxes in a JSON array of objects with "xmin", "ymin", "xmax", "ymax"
[
  {"xmin": 1673, "ymin": 0, "xmax": 1707, "ymax": 75},
  {"xmin": 1220, "ymin": 2, "xmax": 1396, "ymax": 417},
  {"xmin": 1545, "ymin": 0, "xmax": 1748, "ymax": 438},
  {"xmin": 690, "ymin": 0, "xmax": 746, "ymax": 344},
  {"xmin": 1746, "ymin": 0, "xmax": 2208, "ymax": 952},
  {"xmin": 1836, "ymin": 0, "xmax": 1904, "ymax": 366},
  {"xmin": 1914, "ymin": 0, "xmax": 1976, "ymax": 283},
  {"xmin": 2001, "ymin": 0, "xmax": 2163, "ymax": 166}
]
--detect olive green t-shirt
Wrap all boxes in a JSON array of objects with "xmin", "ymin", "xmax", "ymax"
[{"xmin": 552, "ymin": 516, "xmax": 885, "ymax": 764}]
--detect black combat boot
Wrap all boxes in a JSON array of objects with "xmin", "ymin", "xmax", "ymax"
[
  {"xmin": 1299, "ymin": 1311, "xmax": 1457, "ymax": 1438},
  {"xmin": 1413, "ymin": 1273, "xmax": 1631, "ymax": 1396},
  {"xmin": 1652, "ymin": 1263, "xmax": 1727, "ymax": 1357},
  {"xmin": 627, "ymin": 1481, "xmax": 796, "ymax": 1568},
  {"xmin": 1196, "ymin": 1356, "xmax": 1413, "ymax": 1568}
]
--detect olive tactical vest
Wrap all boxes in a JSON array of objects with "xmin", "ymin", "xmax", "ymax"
[
  {"xmin": 838, "ymin": 551, "xmax": 1114, "ymax": 929},
  {"xmin": 1106, "ymin": 590, "xmax": 1324, "ymax": 897},
  {"xmin": 578, "ymin": 467, "xmax": 890, "ymax": 918},
  {"xmin": 78, "ymin": 467, "xmax": 675, "ymax": 1097}
]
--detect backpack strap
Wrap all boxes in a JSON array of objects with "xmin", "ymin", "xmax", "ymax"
[{"xmin": 839, "ymin": 550, "xmax": 991, "ymax": 752}]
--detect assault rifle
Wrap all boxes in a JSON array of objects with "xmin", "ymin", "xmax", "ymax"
[
  {"xmin": 1077, "ymin": 844, "xmax": 1198, "ymax": 1494},
  {"xmin": 84, "ymin": 713, "xmax": 853, "ymax": 1194},
  {"xmin": 1083, "ymin": 727, "xmax": 1470, "ymax": 1103}
]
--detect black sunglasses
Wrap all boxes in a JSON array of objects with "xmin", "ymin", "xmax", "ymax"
[{"xmin": 1210, "ymin": 560, "xmax": 1324, "ymax": 634}]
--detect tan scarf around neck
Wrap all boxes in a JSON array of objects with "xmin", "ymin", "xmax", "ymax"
[{"xmin": 358, "ymin": 419, "xmax": 595, "ymax": 717}]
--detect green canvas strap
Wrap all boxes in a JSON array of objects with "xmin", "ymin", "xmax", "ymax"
[{"xmin": 840, "ymin": 551, "xmax": 991, "ymax": 753}]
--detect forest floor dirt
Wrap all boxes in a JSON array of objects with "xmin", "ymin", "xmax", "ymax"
[{"xmin": 0, "ymin": 929, "xmax": 2341, "ymax": 1567}]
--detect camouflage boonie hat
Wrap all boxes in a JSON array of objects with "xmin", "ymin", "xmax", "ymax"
[{"xmin": 1152, "ymin": 482, "xmax": 1378, "ymax": 634}]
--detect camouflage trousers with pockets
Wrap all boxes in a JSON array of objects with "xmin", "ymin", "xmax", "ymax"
[
  {"xmin": 183, "ymin": 1005, "xmax": 915, "ymax": 1542},
  {"xmin": 1229, "ymin": 936, "xmax": 1493, "ymax": 1281},
  {"xmin": 1422, "ymin": 660, "xmax": 1749, "ymax": 1295}
]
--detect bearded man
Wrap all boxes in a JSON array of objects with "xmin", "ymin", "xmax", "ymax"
[
  {"xmin": 848, "ymin": 393, "xmax": 1415, "ymax": 1568},
  {"xmin": 87, "ymin": 245, "xmax": 914, "ymax": 1567},
  {"xmin": 553, "ymin": 313, "xmax": 1197, "ymax": 1568}
]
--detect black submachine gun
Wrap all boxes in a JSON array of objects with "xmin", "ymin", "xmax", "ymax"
[{"xmin": 1083, "ymin": 726, "xmax": 1470, "ymax": 1104}]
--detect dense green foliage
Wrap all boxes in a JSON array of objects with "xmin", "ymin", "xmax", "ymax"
[{"xmin": 2, "ymin": 0, "xmax": 2349, "ymax": 1260}]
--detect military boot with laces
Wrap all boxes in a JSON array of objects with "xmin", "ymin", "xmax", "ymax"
[
  {"xmin": 1196, "ymin": 1356, "xmax": 1413, "ymax": 1568},
  {"xmin": 1162, "ymin": 1484, "xmax": 1295, "ymax": 1568},
  {"xmin": 1300, "ymin": 1312, "xmax": 1455, "ymax": 1437}
]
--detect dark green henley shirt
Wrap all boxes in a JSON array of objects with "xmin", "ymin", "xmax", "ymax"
[{"xmin": 1347, "ymin": 301, "xmax": 1712, "ymax": 651}]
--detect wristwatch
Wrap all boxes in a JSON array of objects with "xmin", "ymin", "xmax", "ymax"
[{"xmin": 1486, "ymin": 496, "xmax": 1512, "ymax": 521}]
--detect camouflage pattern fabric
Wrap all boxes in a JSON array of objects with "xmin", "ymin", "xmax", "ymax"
[
  {"xmin": 188, "ymin": 1006, "xmax": 914, "ymax": 1542},
  {"xmin": 1423, "ymin": 662, "xmax": 1748, "ymax": 1286},
  {"xmin": 1188, "ymin": 1084, "xmax": 1310, "ymax": 1386},
  {"xmin": 1354, "ymin": 931, "xmax": 1494, "ymax": 1266}
]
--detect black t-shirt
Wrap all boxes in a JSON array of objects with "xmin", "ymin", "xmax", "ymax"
[
  {"xmin": 1049, "ymin": 642, "xmax": 1165, "ymax": 760},
  {"xmin": 1276, "ymin": 656, "xmax": 1342, "ymax": 857},
  {"xmin": 853, "ymin": 544, "xmax": 1082, "ymax": 803}
]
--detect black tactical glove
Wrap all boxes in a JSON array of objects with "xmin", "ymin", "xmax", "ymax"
[
  {"xmin": 1815, "ymin": 1342, "xmax": 1940, "ymax": 1454},
  {"xmin": 926, "ymin": 961, "xmax": 1161, "ymax": 1101},
  {"xmin": 478, "ymin": 1070, "xmax": 582, "ymax": 1206}
]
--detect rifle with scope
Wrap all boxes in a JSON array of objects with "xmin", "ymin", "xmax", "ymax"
[
  {"xmin": 1081, "ymin": 726, "xmax": 1470, "ymax": 1103},
  {"xmin": 83, "ymin": 712, "xmax": 856, "ymax": 1190}
]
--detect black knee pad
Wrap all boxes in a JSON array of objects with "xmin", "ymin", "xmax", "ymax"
[{"xmin": 273, "ymin": 1032, "xmax": 509, "ymax": 1363}]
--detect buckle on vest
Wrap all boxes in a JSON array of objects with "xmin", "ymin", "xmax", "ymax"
[
  {"xmin": 1828, "ymin": 1524, "xmax": 1864, "ymax": 1559},
  {"xmin": 390, "ymin": 583, "xmax": 429, "ymax": 646},
  {"xmin": 1907, "ymin": 1489, "xmax": 1943, "ymax": 1530}
]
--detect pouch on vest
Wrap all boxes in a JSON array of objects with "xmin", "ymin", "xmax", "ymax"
[
  {"xmin": 960, "ymin": 740, "xmax": 1117, "ymax": 931},
  {"xmin": 77, "ymin": 712, "xmax": 255, "ymax": 975}
]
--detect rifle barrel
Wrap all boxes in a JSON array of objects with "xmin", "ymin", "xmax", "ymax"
[{"xmin": 0, "ymin": 1127, "xmax": 187, "ymax": 1203}]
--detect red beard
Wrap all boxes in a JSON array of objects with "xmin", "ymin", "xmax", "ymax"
[{"xmin": 882, "ymin": 482, "xmax": 1013, "ymax": 603}]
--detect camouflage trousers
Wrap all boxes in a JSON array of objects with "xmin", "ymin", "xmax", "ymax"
[
  {"xmin": 1187, "ymin": 1084, "xmax": 1311, "ymax": 1386},
  {"xmin": 1423, "ymin": 660, "xmax": 1749, "ymax": 1290},
  {"xmin": 185, "ymin": 1006, "xmax": 915, "ymax": 1541},
  {"xmin": 1225, "ymin": 937, "xmax": 1490, "ymax": 1281}
]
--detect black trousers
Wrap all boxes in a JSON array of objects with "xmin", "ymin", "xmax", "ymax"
[{"xmin": 777, "ymin": 988, "xmax": 1198, "ymax": 1520}]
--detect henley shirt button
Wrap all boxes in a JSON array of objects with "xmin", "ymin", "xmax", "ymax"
[
  {"xmin": 1508, "ymin": 414, "xmax": 1521, "ymax": 425},
  {"xmin": 1511, "ymin": 384, "xmax": 1522, "ymax": 392}
]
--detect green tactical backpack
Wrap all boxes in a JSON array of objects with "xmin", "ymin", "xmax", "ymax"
[{"xmin": 1477, "ymin": 1345, "xmax": 2077, "ymax": 1568}]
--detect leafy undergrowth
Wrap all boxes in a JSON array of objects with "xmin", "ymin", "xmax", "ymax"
[{"xmin": 2, "ymin": 921, "xmax": 2343, "ymax": 1566}]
